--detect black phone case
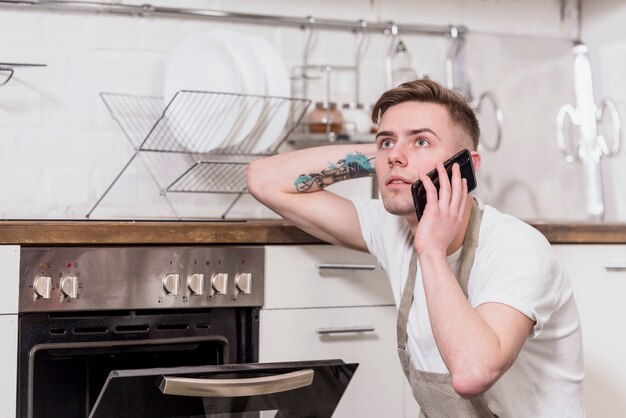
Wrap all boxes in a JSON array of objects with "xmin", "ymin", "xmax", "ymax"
[{"xmin": 410, "ymin": 149, "xmax": 477, "ymax": 221}]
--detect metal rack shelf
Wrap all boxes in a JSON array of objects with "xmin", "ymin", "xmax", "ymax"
[
  {"xmin": 87, "ymin": 90, "xmax": 310, "ymax": 219},
  {"xmin": 287, "ymin": 132, "xmax": 375, "ymax": 147}
]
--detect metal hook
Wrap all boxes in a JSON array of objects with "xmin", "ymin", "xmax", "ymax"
[
  {"xmin": 302, "ymin": 16, "xmax": 316, "ymax": 66},
  {"xmin": 300, "ymin": 16, "xmax": 317, "ymax": 101},
  {"xmin": 445, "ymin": 25, "xmax": 466, "ymax": 93},
  {"xmin": 0, "ymin": 67, "xmax": 14, "ymax": 87},
  {"xmin": 355, "ymin": 20, "xmax": 368, "ymax": 64},
  {"xmin": 385, "ymin": 22, "xmax": 400, "ymax": 89},
  {"xmin": 556, "ymin": 103, "xmax": 581, "ymax": 163},
  {"xmin": 354, "ymin": 19, "xmax": 368, "ymax": 104},
  {"xmin": 474, "ymin": 91, "xmax": 504, "ymax": 152},
  {"xmin": 597, "ymin": 98, "xmax": 622, "ymax": 156}
]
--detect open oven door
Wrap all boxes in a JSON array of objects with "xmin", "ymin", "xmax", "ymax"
[{"xmin": 88, "ymin": 359, "xmax": 358, "ymax": 418}]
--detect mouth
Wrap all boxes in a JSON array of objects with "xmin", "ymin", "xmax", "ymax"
[{"xmin": 385, "ymin": 176, "xmax": 414, "ymax": 188}]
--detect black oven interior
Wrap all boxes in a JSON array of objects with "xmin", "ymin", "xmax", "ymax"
[{"xmin": 19, "ymin": 308, "xmax": 259, "ymax": 418}]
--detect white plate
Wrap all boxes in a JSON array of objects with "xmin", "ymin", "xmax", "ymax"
[
  {"xmin": 245, "ymin": 35, "xmax": 291, "ymax": 153},
  {"xmin": 210, "ymin": 29, "xmax": 266, "ymax": 148},
  {"xmin": 163, "ymin": 31, "xmax": 242, "ymax": 153}
]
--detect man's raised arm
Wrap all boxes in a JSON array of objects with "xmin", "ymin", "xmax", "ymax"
[{"xmin": 246, "ymin": 144, "xmax": 377, "ymax": 251}]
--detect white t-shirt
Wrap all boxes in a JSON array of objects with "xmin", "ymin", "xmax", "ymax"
[{"xmin": 352, "ymin": 197, "xmax": 585, "ymax": 418}]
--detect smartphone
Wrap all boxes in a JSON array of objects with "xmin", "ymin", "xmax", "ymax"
[{"xmin": 410, "ymin": 149, "xmax": 477, "ymax": 221}]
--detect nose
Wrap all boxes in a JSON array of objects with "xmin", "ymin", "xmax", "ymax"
[{"xmin": 387, "ymin": 142, "xmax": 408, "ymax": 167}]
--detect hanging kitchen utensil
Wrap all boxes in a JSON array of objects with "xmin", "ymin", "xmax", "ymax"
[
  {"xmin": 556, "ymin": 41, "xmax": 622, "ymax": 220},
  {"xmin": 391, "ymin": 40, "xmax": 418, "ymax": 87},
  {"xmin": 385, "ymin": 24, "xmax": 419, "ymax": 89}
]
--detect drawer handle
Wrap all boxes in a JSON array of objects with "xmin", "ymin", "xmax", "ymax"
[
  {"xmin": 317, "ymin": 263, "xmax": 376, "ymax": 271},
  {"xmin": 159, "ymin": 369, "xmax": 314, "ymax": 397},
  {"xmin": 316, "ymin": 326, "xmax": 375, "ymax": 334},
  {"xmin": 605, "ymin": 264, "xmax": 626, "ymax": 272}
]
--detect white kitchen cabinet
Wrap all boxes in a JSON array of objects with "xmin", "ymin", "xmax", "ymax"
[
  {"xmin": 552, "ymin": 245, "xmax": 626, "ymax": 417},
  {"xmin": 0, "ymin": 315, "xmax": 17, "ymax": 418},
  {"xmin": 0, "ymin": 246, "xmax": 19, "ymax": 418},
  {"xmin": 264, "ymin": 245, "xmax": 394, "ymax": 309},
  {"xmin": 262, "ymin": 245, "xmax": 410, "ymax": 418},
  {"xmin": 260, "ymin": 306, "xmax": 405, "ymax": 418},
  {"xmin": 0, "ymin": 246, "xmax": 19, "ymax": 314}
]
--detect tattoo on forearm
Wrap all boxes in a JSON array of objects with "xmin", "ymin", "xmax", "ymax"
[{"xmin": 294, "ymin": 152, "xmax": 376, "ymax": 192}]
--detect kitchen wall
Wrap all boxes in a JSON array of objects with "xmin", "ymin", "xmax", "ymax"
[{"xmin": 2, "ymin": 0, "xmax": 613, "ymax": 221}]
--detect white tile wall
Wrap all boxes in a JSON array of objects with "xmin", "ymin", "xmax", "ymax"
[
  {"xmin": 583, "ymin": 0, "xmax": 626, "ymax": 221},
  {"xmin": 3, "ymin": 0, "xmax": 617, "ymax": 221}
]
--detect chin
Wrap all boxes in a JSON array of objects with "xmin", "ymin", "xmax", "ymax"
[{"xmin": 381, "ymin": 198, "xmax": 414, "ymax": 217}]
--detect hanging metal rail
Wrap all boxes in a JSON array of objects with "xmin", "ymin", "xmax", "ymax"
[{"xmin": 0, "ymin": 0, "xmax": 465, "ymax": 36}]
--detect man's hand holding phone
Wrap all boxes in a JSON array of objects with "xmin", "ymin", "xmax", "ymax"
[
  {"xmin": 411, "ymin": 149, "xmax": 477, "ymax": 221},
  {"xmin": 410, "ymin": 149, "xmax": 477, "ymax": 257},
  {"xmin": 413, "ymin": 161, "xmax": 470, "ymax": 256}
]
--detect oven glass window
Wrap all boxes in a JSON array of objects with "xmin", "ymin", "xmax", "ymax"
[
  {"xmin": 31, "ymin": 338, "xmax": 226, "ymax": 418},
  {"xmin": 19, "ymin": 307, "xmax": 256, "ymax": 418}
]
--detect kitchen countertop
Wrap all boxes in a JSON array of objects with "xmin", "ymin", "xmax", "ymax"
[
  {"xmin": 0, "ymin": 219, "xmax": 625, "ymax": 245},
  {"xmin": 0, "ymin": 220, "xmax": 325, "ymax": 245}
]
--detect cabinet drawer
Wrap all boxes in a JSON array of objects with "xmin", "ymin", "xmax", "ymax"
[
  {"xmin": 552, "ymin": 245, "xmax": 626, "ymax": 417},
  {"xmin": 0, "ymin": 315, "xmax": 17, "ymax": 418},
  {"xmin": 260, "ymin": 306, "xmax": 403, "ymax": 418},
  {"xmin": 264, "ymin": 245, "xmax": 393, "ymax": 309},
  {"xmin": 0, "ymin": 246, "xmax": 19, "ymax": 314}
]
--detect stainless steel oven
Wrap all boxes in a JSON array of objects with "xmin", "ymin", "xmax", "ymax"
[{"xmin": 17, "ymin": 246, "xmax": 356, "ymax": 418}]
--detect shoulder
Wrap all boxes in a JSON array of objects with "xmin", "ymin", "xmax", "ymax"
[
  {"xmin": 476, "ymin": 204, "xmax": 559, "ymax": 287},
  {"xmin": 479, "ymin": 204, "xmax": 553, "ymax": 257}
]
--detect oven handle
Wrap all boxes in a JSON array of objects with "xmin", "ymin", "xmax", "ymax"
[{"xmin": 158, "ymin": 369, "xmax": 314, "ymax": 397}]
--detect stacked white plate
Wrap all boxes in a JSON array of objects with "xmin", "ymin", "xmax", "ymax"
[
  {"xmin": 163, "ymin": 30, "xmax": 291, "ymax": 154},
  {"xmin": 244, "ymin": 35, "xmax": 291, "ymax": 153}
]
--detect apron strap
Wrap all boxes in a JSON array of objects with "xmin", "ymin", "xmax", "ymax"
[
  {"xmin": 457, "ymin": 199, "xmax": 484, "ymax": 298},
  {"xmin": 397, "ymin": 199, "xmax": 483, "ymax": 350},
  {"xmin": 397, "ymin": 250, "xmax": 418, "ymax": 348}
]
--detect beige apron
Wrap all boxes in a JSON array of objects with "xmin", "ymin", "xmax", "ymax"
[{"xmin": 397, "ymin": 201, "xmax": 496, "ymax": 418}]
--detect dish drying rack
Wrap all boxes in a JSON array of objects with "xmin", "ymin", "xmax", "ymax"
[{"xmin": 86, "ymin": 90, "xmax": 310, "ymax": 219}]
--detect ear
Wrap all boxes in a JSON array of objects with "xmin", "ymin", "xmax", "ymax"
[{"xmin": 470, "ymin": 151, "xmax": 481, "ymax": 172}]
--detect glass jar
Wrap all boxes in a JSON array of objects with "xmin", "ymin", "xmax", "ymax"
[
  {"xmin": 341, "ymin": 102, "xmax": 373, "ymax": 135},
  {"xmin": 306, "ymin": 102, "xmax": 344, "ymax": 134}
]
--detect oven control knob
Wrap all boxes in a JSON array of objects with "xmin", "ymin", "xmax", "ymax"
[
  {"xmin": 33, "ymin": 276, "xmax": 52, "ymax": 299},
  {"xmin": 60, "ymin": 276, "xmax": 78, "ymax": 299},
  {"xmin": 211, "ymin": 273, "xmax": 228, "ymax": 295},
  {"xmin": 235, "ymin": 273, "xmax": 252, "ymax": 295},
  {"xmin": 162, "ymin": 273, "xmax": 179, "ymax": 296},
  {"xmin": 187, "ymin": 274, "xmax": 204, "ymax": 295}
]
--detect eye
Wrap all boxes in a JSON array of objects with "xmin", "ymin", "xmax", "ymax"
[
  {"xmin": 415, "ymin": 137, "xmax": 430, "ymax": 147},
  {"xmin": 379, "ymin": 139, "xmax": 394, "ymax": 149}
]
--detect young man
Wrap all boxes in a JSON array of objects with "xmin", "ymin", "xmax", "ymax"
[{"xmin": 247, "ymin": 79, "xmax": 584, "ymax": 417}]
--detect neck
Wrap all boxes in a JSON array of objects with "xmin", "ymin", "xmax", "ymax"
[{"xmin": 407, "ymin": 196, "xmax": 474, "ymax": 256}]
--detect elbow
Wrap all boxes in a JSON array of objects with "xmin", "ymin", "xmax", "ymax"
[
  {"xmin": 246, "ymin": 160, "xmax": 262, "ymax": 200},
  {"xmin": 450, "ymin": 367, "xmax": 499, "ymax": 399}
]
